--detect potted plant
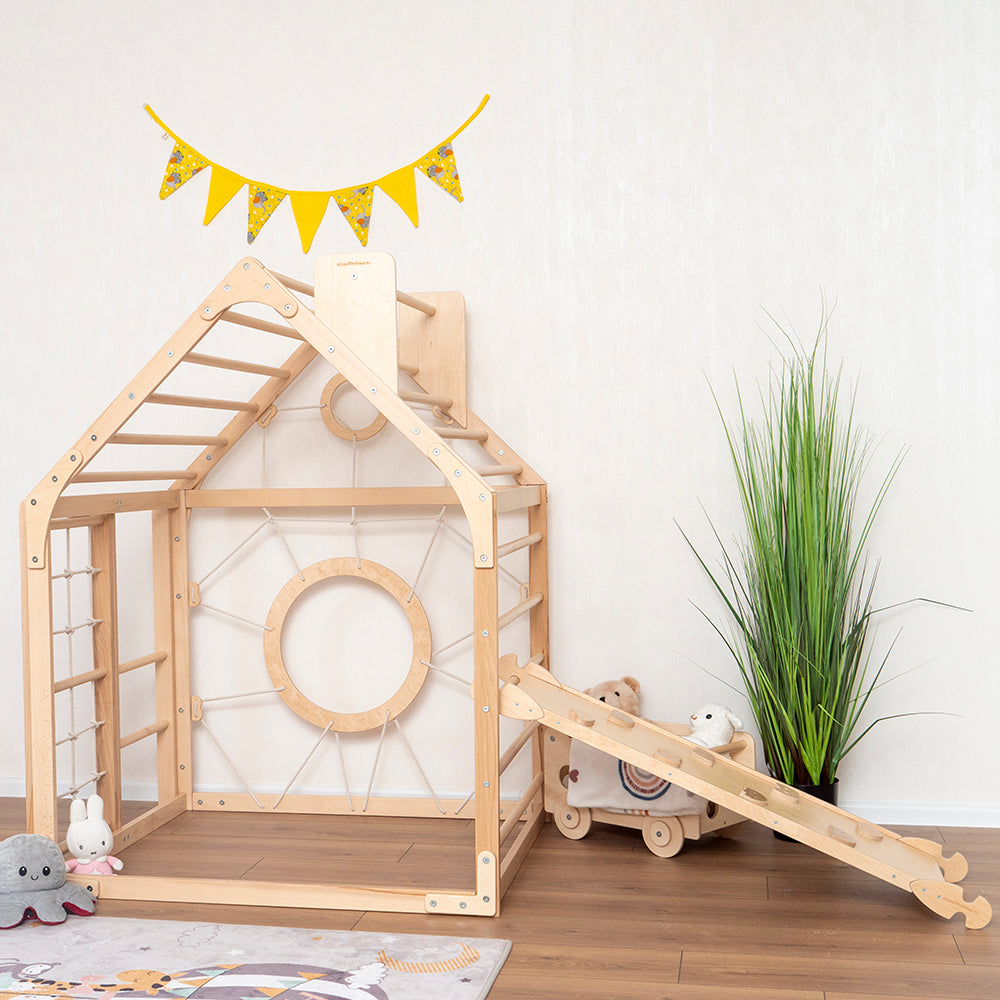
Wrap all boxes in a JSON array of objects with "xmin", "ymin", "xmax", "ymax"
[{"xmin": 685, "ymin": 317, "xmax": 904, "ymax": 802}]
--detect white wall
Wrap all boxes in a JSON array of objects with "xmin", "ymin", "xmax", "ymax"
[{"xmin": 2, "ymin": 0, "xmax": 997, "ymax": 824}]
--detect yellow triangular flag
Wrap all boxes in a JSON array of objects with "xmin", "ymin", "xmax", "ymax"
[
  {"xmin": 203, "ymin": 166, "xmax": 246, "ymax": 225},
  {"xmin": 377, "ymin": 166, "xmax": 419, "ymax": 227},
  {"xmin": 289, "ymin": 191, "xmax": 331, "ymax": 252},
  {"xmin": 247, "ymin": 183, "xmax": 286, "ymax": 244},
  {"xmin": 333, "ymin": 185, "xmax": 374, "ymax": 246},
  {"xmin": 416, "ymin": 141, "xmax": 463, "ymax": 201},
  {"xmin": 159, "ymin": 142, "xmax": 208, "ymax": 200}
]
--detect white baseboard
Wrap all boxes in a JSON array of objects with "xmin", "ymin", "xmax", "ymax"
[{"xmin": 3, "ymin": 778, "xmax": 997, "ymax": 828}]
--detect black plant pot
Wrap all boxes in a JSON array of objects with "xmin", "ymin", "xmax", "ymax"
[{"xmin": 773, "ymin": 778, "xmax": 839, "ymax": 841}]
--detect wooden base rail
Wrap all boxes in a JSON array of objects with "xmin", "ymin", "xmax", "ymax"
[
  {"xmin": 399, "ymin": 389, "xmax": 453, "ymax": 410},
  {"xmin": 499, "ymin": 721, "xmax": 540, "ymax": 776},
  {"xmin": 438, "ymin": 427, "xmax": 489, "ymax": 441},
  {"xmin": 498, "ymin": 772, "xmax": 544, "ymax": 847},
  {"xmin": 474, "ymin": 464, "xmax": 523, "ymax": 478}
]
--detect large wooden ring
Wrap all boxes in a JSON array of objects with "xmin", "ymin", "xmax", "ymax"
[
  {"xmin": 263, "ymin": 557, "xmax": 431, "ymax": 733},
  {"xmin": 320, "ymin": 374, "xmax": 388, "ymax": 441}
]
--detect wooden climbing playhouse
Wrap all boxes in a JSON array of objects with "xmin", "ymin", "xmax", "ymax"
[{"xmin": 21, "ymin": 251, "xmax": 549, "ymax": 916}]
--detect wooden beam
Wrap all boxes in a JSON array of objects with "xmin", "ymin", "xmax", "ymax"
[{"xmin": 185, "ymin": 487, "xmax": 461, "ymax": 508}]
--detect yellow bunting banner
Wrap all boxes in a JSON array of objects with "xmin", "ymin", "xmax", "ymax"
[{"xmin": 145, "ymin": 96, "xmax": 489, "ymax": 251}]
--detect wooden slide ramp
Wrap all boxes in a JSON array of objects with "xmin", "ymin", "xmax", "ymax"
[{"xmin": 498, "ymin": 657, "xmax": 992, "ymax": 929}]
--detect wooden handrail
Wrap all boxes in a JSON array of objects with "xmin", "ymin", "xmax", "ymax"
[
  {"xmin": 498, "ymin": 592, "xmax": 544, "ymax": 630},
  {"xmin": 54, "ymin": 667, "xmax": 109, "ymax": 693},
  {"xmin": 119, "ymin": 651, "xmax": 168, "ymax": 674}
]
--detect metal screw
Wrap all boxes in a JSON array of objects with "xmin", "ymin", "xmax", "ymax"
[
  {"xmin": 433, "ymin": 448, "xmax": 441, "ymax": 456},
  {"xmin": 480, "ymin": 554, "xmax": 488, "ymax": 562},
  {"xmin": 204, "ymin": 307, "xmax": 211, "ymax": 314},
  {"xmin": 482, "ymin": 705, "xmax": 490, "ymax": 712},
  {"xmin": 370, "ymin": 386, "xmax": 377, "ymax": 393},
  {"xmin": 91, "ymin": 435, "xmax": 97, "ymax": 441},
  {"xmin": 219, "ymin": 800, "xmax": 225, "ymax": 805},
  {"xmin": 482, "ymin": 856, "xmax": 491, "ymax": 864},
  {"xmin": 262, "ymin": 283, "xmax": 269, "ymax": 290},
  {"xmin": 167, "ymin": 350, "xmax": 173, "ymax": 357},
  {"xmin": 459, "ymin": 902, "xmax": 467, "ymax": 909},
  {"xmin": 243, "ymin": 262, "xmax": 251, "ymax": 270},
  {"xmin": 128, "ymin": 393, "xmax": 135, "ymax": 399},
  {"xmin": 225, "ymin": 284, "xmax": 232, "ymax": 292},
  {"xmin": 176, "ymin": 593, "xmax": 182, "ymax": 599},
  {"xmin": 479, "ymin": 493, "xmax": 487, "ymax": 501},
  {"xmin": 498, "ymin": 449, "xmax": 505, "ymax": 456},
  {"xmin": 284, "ymin": 303, "xmax": 292, "ymax": 312},
  {"xmin": 482, "ymin": 630, "xmax": 489, "ymax": 637},
  {"xmin": 175, "ymin": 536, "xmax": 180, "ymax": 542},
  {"xmin": 179, "ymin": 764, "xmax": 185, "ymax": 770},
  {"xmin": 429, "ymin": 900, "xmax": 437, "ymax": 907},
  {"xmin": 454, "ymin": 469, "xmax": 462, "ymax": 477},
  {"xmin": 483, "ymin": 781, "xmax": 490, "ymax": 788},
  {"xmin": 328, "ymin": 346, "xmax": 334, "ymax": 352}
]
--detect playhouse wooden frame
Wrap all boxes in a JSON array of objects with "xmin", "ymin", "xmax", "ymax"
[{"xmin": 20, "ymin": 252, "xmax": 549, "ymax": 916}]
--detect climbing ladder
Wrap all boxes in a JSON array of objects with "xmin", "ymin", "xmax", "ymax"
[{"xmin": 498, "ymin": 657, "xmax": 993, "ymax": 929}]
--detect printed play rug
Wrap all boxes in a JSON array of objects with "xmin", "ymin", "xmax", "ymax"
[{"xmin": 0, "ymin": 917, "xmax": 511, "ymax": 1000}]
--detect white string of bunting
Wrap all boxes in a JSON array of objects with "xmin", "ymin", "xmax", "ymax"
[{"xmin": 144, "ymin": 95, "xmax": 489, "ymax": 252}]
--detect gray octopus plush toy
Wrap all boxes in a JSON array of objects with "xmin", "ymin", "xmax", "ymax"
[{"xmin": 0, "ymin": 834, "xmax": 96, "ymax": 929}]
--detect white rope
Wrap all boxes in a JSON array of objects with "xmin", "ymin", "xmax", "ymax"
[
  {"xmin": 198, "ymin": 718, "xmax": 265, "ymax": 808},
  {"xmin": 55, "ymin": 719, "xmax": 105, "ymax": 748},
  {"xmin": 431, "ymin": 630, "xmax": 475, "ymax": 659},
  {"xmin": 59, "ymin": 770, "xmax": 106, "ymax": 800},
  {"xmin": 392, "ymin": 719, "xmax": 445, "ymax": 814},
  {"xmin": 51, "ymin": 565, "xmax": 100, "ymax": 580},
  {"xmin": 335, "ymin": 730, "xmax": 355, "ymax": 812},
  {"xmin": 407, "ymin": 508, "xmax": 446, "ymax": 602},
  {"xmin": 263, "ymin": 507, "xmax": 304, "ymax": 580},
  {"xmin": 363, "ymin": 710, "xmax": 392, "ymax": 812},
  {"xmin": 199, "ymin": 603, "xmax": 274, "ymax": 631},
  {"xmin": 53, "ymin": 618, "xmax": 103, "ymax": 636},
  {"xmin": 272, "ymin": 721, "xmax": 334, "ymax": 808},
  {"xmin": 195, "ymin": 687, "xmax": 285, "ymax": 706},
  {"xmin": 454, "ymin": 788, "xmax": 476, "ymax": 816},
  {"xmin": 422, "ymin": 659, "xmax": 472, "ymax": 687},
  {"xmin": 196, "ymin": 515, "xmax": 271, "ymax": 587}
]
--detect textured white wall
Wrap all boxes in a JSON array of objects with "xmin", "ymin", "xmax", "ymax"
[{"xmin": 2, "ymin": 0, "xmax": 997, "ymax": 823}]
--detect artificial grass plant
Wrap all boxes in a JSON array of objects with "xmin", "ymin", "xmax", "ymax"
[{"xmin": 687, "ymin": 318, "xmax": 904, "ymax": 787}]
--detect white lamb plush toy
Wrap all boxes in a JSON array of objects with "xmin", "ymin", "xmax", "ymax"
[{"xmin": 688, "ymin": 703, "xmax": 744, "ymax": 749}]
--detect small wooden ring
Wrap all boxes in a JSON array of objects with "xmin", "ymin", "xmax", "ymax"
[
  {"xmin": 263, "ymin": 557, "xmax": 430, "ymax": 733},
  {"xmin": 320, "ymin": 374, "xmax": 388, "ymax": 441}
]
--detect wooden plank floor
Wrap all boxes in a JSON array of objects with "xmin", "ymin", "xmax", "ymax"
[{"xmin": 1, "ymin": 798, "xmax": 996, "ymax": 999}]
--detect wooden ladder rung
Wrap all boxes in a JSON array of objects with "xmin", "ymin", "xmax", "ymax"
[
  {"xmin": 146, "ymin": 393, "xmax": 259, "ymax": 412},
  {"xmin": 119, "ymin": 720, "xmax": 169, "ymax": 750},
  {"xmin": 474, "ymin": 464, "xmax": 523, "ymax": 477},
  {"xmin": 184, "ymin": 352, "xmax": 290, "ymax": 378},
  {"xmin": 498, "ymin": 592, "xmax": 544, "ymax": 629},
  {"xmin": 119, "ymin": 650, "xmax": 168, "ymax": 674},
  {"xmin": 399, "ymin": 389, "xmax": 453, "ymax": 410},
  {"xmin": 109, "ymin": 433, "xmax": 228, "ymax": 446},
  {"xmin": 398, "ymin": 363, "xmax": 420, "ymax": 376},
  {"xmin": 270, "ymin": 270, "xmax": 315, "ymax": 296},
  {"xmin": 220, "ymin": 310, "xmax": 303, "ymax": 340},
  {"xmin": 54, "ymin": 666, "xmax": 108, "ymax": 694},
  {"xmin": 396, "ymin": 289, "xmax": 436, "ymax": 316},
  {"xmin": 71, "ymin": 469, "xmax": 199, "ymax": 484},
  {"xmin": 497, "ymin": 532, "xmax": 544, "ymax": 558},
  {"xmin": 437, "ymin": 427, "xmax": 488, "ymax": 441}
]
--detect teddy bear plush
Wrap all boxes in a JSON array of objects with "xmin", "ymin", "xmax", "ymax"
[
  {"xmin": 584, "ymin": 676, "xmax": 641, "ymax": 715},
  {"xmin": 64, "ymin": 794, "xmax": 123, "ymax": 876},
  {"xmin": 0, "ymin": 834, "xmax": 96, "ymax": 928},
  {"xmin": 687, "ymin": 703, "xmax": 744, "ymax": 748}
]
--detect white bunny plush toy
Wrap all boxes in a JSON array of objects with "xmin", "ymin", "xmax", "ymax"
[
  {"xmin": 687, "ymin": 703, "xmax": 744, "ymax": 749},
  {"xmin": 64, "ymin": 794, "xmax": 123, "ymax": 876}
]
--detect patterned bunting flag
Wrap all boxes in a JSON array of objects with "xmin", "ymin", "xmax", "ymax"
[
  {"xmin": 145, "ymin": 95, "xmax": 488, "ymax": 250},
  {"xmin": 159, "ymin": 142, "xmax": 208, "ymax": 200},
  {"xmin": 247, "ymin": 183, "xmax": 286, "ymax": 244},
  {"xmin": 417, "ymin": 141, "xmax": 463, "ymax": 201},
  {"xmin": 333, "ymin": 185, "xmax": 375, "ymax": 245}
]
